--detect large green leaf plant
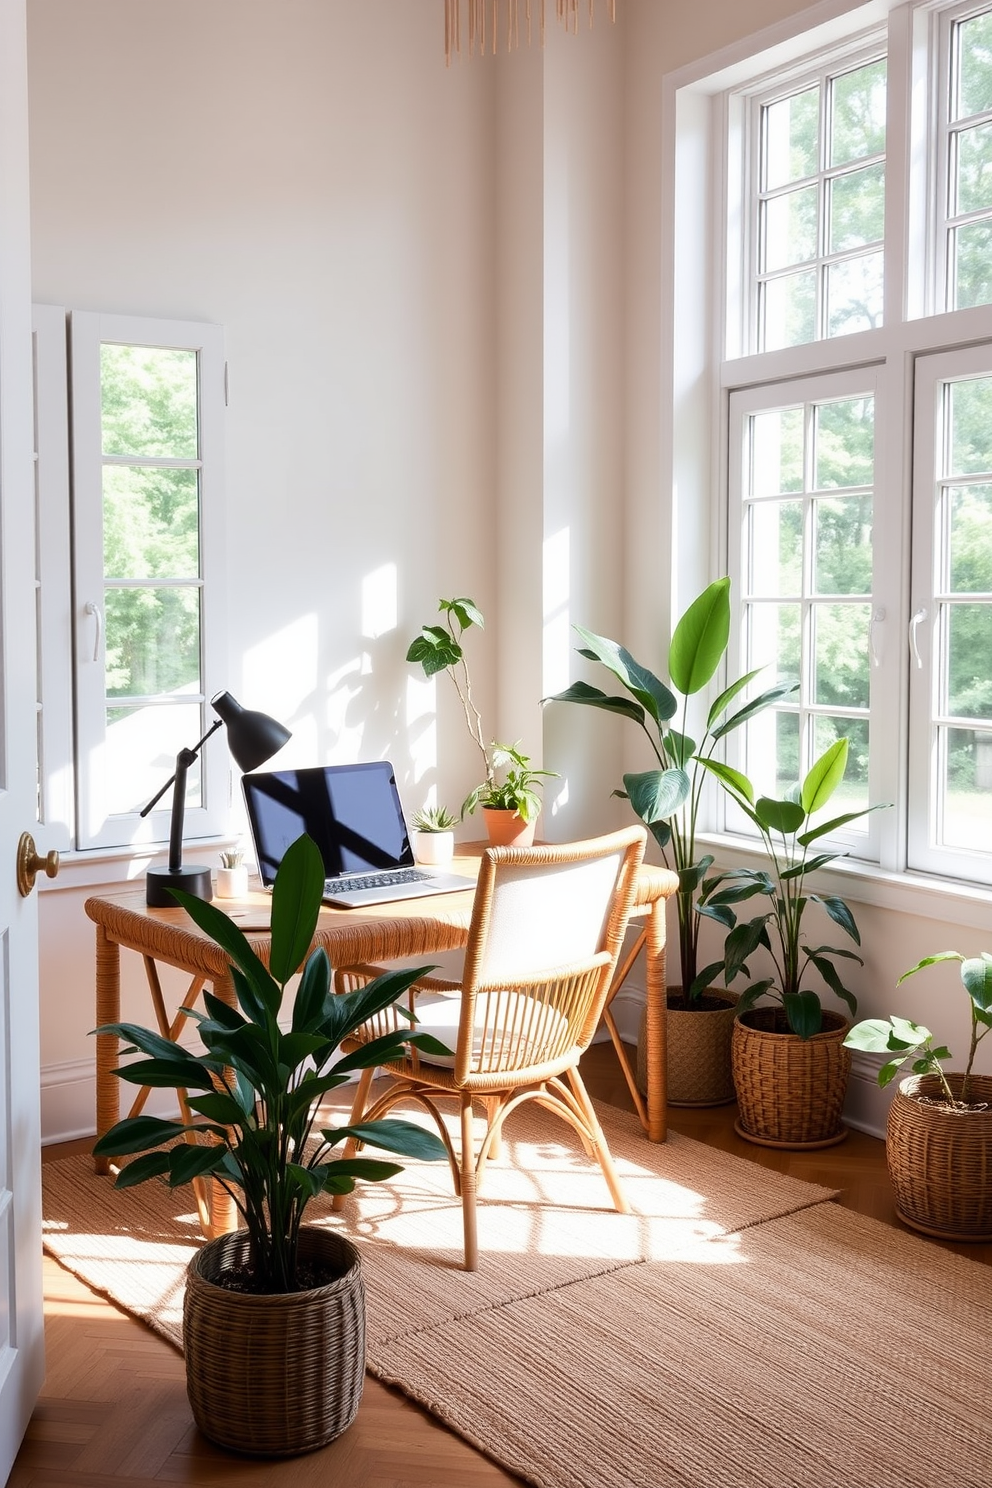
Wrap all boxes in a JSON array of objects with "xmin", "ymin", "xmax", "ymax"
[
  {"xmin": 545, "ymin": 577, "xmax": 796, "ymax": 1003},
  {"xmin": 700, "ymin": 738, "xmax": 885, "ymax": 1039},
  {"xmin": 92, "ymin": 834, "xmax": 449, "ymax": 1293}
]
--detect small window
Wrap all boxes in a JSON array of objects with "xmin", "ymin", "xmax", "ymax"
[{"xmin": 71, "ymin": 312, "xmax": 226, "ymax": 851}]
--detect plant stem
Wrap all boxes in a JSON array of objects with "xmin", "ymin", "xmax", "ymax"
[{"xmin": 446, "ymin": 616, "xmax": 492, "ymax": 783}]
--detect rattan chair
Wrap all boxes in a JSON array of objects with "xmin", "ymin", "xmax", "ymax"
[{"xmin": 332, "ymin": 826, "xmax": 647, "ymax": 1270}]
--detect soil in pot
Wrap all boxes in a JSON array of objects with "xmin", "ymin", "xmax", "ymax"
[
  {"xmin": 732, "ymin": 1005, "xmax": 852, "ymax": 1149},
  {"xmin": 636, "ymin": 988, "xmax": 738, "ymax": 1107},
  {"xmin": 887, "ymin": 1071, "xmax": 992, "ymax": 1241}
]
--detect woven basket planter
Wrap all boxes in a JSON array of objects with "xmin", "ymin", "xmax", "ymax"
[
  {"xmin": 887, "ymin": 1072, "xmax": 992, "ymax": 1241},
  {"xmin": 183, "ymin": 1226, "xmax": 365, "ymax": 1457},
  {"xmin": 732, "ymin": 1007, "xmax": 852, "ymax": 1149},
  {"xmin": 636, "ymin": 990, "xmax": 739, "ymax": 1107}
]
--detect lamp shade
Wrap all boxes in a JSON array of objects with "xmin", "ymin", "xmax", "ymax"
[{"xmin": 211, "ymin": 691, "xmax": 292, "ymax": 772}]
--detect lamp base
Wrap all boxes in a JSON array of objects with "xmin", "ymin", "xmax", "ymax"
[{"xmin": 146, "ymin": 864, "xmax": 214, "ymax": 908}]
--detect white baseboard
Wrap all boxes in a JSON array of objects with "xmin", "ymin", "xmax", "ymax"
[{"xmin": 41, "ymin": 1057, "xmax": 182, "ymax": 1146}]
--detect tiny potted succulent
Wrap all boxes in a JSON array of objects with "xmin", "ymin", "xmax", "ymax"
[
  {"xmin": 215, "ymin": 845, "xmax": 249, "ymax": 899},
  {"xmin": 844, "ymin": 950, "xmax": 992, "ymax": 1239},
  {"xmin": 406, "ymin": 597, "xmax": 556, "ymax": 845},
  {"xmin": 410, "ymin": 803, "xmax": 458, "ymax": 865},
  {"xmin": 92, "ymin": 833, "xmax": 449, "ymax": 1456}
]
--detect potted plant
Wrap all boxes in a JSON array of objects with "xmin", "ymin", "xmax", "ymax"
[
  {"xmin": 215, "ymin": 845, "xmax": 249, "ymax": 899},
  {"xmin": 544, "ymin": 576, "xmax": 796, "ymax": 1105},
  {"xmin": 410, "ymin": 803, "xmax": 458, "ymax": 865},
  {"xmin": 92, "ymin": 833, "xmax": 449, "ymax": 1457},
  {"xmin": 700, "ymin": 737, "xmax": 884, "ymax": 1147},
  {"xmin": 844, "ymin": 951, "xmax": 992, "ymax": 1239},
  {"xmin": 406, "ymin": 596, "xmax": 556, "ymax": 844}
]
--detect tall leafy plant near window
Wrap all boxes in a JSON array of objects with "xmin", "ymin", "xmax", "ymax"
[{"xmin": 546, "ymin": 578, "xmax": 796, "ymax": 1004}]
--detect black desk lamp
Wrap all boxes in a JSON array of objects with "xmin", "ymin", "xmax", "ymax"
[{"xmin": 142, "ymin": 690, "xmax": 291, "ymax": 907}]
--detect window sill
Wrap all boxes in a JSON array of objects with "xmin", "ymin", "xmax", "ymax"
[
  {"xmin": 693, "ymin": 831, "xmax": 992, "ymax": 934},
  {"xmin": 37, "ymin": 837, "xmax": 242, "ymax": 894}
]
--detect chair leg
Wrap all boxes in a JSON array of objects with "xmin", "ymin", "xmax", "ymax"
[
  {"xmin": 485, "ymin": 1097, "xmax": 501, "ymax": 1161},
  {"xmin": 331, "ymin": 1066, "xmax": 376, "ymax": 1214},
  {"xmin": 567, "ymin": 1067, "xmax": 631, "ymax": 1216},
  {"xmin": 459, "ymin": 1093, "xmax": 479, "ymax": 1271}
]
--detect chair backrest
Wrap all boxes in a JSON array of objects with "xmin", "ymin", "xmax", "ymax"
[{"xmin": 453, "ymin": 826, "xmax": 646, "ymax": 1085}]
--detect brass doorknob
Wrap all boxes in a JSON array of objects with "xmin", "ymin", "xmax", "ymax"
[{"xmin": 17, "ymin": 832, "xmax": 60, "ymax": 897}]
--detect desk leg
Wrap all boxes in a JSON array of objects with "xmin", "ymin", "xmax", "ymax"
[
  {"xmin": 644, "ymin": 894, "xmax": 668, "ymax": 1143},
  {"xmin": 94, "ymin": 926, "xmax": 121, "ymax": 1174}
]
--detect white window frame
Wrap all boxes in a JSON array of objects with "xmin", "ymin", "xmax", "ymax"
[
  {"xmin": 69, "ymin": 311, "xmax": 227, "ymax": 852},
  {"xmin": 664, "ymin": 0, "xmax": 992, "ymax": 913}
]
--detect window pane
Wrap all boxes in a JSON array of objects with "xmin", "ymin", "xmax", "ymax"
[
  {"xmin": 744, "ymin": 708, "xmax": 799, "ymax": 800},
  {"xmin": 814, "ymin": 496, "xmax": 873, "ymax": 594},
  {"xmin": 814, "ymin": 603, "xmax": 871, "ymax": 708},
  {"xmin": 949, "ymin": 376, "xmax": 992, "ymax": 474},
  {"xmin": 828, "ymin": 162, "xmax": 885, "ymax": 252},
  {"xmin": 830, "ymin": 59, "xmax": 886, "ymax": 166},
  {"xmin": 947, "ymin": 603, "xmax": 992, "ymax": 718},
  {"xmin": 955, "ymin": 121, "xmax": 992, "ymax": 215},
  {"xmin": 748, "ymin": 601, "xmax": 801, "ymax": 682},
  {"xmin": 764, "ymin": 87, "xmax": 819, "ymax": 190},
  {"xmin": 826, "ymin": 251, "xmax": 884, "ymax": 336},
  {"xmin": 763, "ymin": 269, "xmax": 817, "ymax": 350},
  {"xmin": 951, "ymin": 220, "xmax": 992, "ymax": 310},
  {"xmin": 955, "ymin": 11, "xmax": 992, "ymax": 121},
  {"xmin": 750, "ymin": 407, "xmax": 804, "ymax": 495},
  {"xmin": 814, "ymin": 397, "xmax": 875, "ymax": 489},
  {"xmin": 940, "ymin": 727, "xmax": 992, "ymax": 850},
  {"xmin": 100, "ymin": 345, "xmax": 198, "ymax": 459},
  {"xmin": 748, "ymin": 500, "xmax": 803, "ymax": 596},
  {"xmin": 813, "ymin": 715, "xmax": 870, "ymax": 815},
  {"xmin": 949, "ymin": 485, "xmax": 992, "ymax": 591},
  {"xmin": 104, "ymin": 587, "xmax": 201, "ymax": 698},
  {"xmin": 105, "ymin": 701, "xmax": 203, "ymax": 817},
  {"xmin": 103, "ymin": 466, "xmax": 199, "ymax": 580},
  {"xmin": 763, "ymin": 186, "xmax": 818, "ymax": 271}
]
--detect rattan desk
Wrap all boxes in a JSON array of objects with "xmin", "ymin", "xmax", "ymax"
[{"xmin": 86, "ymin": 847, "xmax": 677, "ymax": 1230}]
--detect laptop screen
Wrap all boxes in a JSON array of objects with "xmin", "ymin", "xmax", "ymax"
[{"xmin": 242, "ymin": 762, "xmax": 415, "ymax": 887}]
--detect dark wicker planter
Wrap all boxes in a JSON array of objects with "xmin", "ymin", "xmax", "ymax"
[
  {"xmin": 732, "ymin": 1006, "xmax": 852, "ymax": 1149},
  {"xmin": 887, "ymin": 1072, "xmax": 992, "ymax": 1241},
  {"xmin": 636, "ymin": 989, "xmax": 738, "ymax": 1107},
  {"xmin": 183, "ymin": 1226, "xmax": 365, "ymax": 1457}
]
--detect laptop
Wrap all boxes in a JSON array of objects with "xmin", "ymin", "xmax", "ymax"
[{"xmin": 241, "ymin": 761, "xmax": 475, "ymax": 908}]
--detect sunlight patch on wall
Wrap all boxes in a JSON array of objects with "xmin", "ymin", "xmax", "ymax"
[
  {"xmin": 362, "ymin": 563, "xmax": 397, "ymax": 639},
  {"xmin": 543, "ymin": 524, "xmax": 571, "ymax": 697},
  {"xmin": 245, "ymin": 614, "xmax": 319, "ymax": 757},
  {"xmin": 406, "ymin": 673, "xmax": 438, "ymax": 786}
]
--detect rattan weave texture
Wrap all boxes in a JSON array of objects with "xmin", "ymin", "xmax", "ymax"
[
  {"xmin": 732, "ymin": 1007, "xmax": 851, "ymax": 1147},
  {"xmin": 887, "ymin": 1072, "xmax": 992, "ymax": 1240},
  {"xmin": 183, "ymin": 1226, "xmax": 365, "ymax": 1457}
]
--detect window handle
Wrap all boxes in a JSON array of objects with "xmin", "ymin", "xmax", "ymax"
[
  {"xmin": 85, "ymin": 601, "xmax": 103, "ymax": 662},
  {"xmin": 869, "ymin": 606, "xmax": 886, "ymax": 667},
  {"xmin": 909, "ymin": 607, "xmax": 928, "ymax": 669}
]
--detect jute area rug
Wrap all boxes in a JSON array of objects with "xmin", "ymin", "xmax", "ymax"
[{"xmin": 43, "ymin": 1098, "xmax": 991, "ymax": 1488}]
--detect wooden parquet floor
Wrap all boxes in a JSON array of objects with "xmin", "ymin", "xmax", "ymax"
[{"xmin": 17, "ymin": 1043, "xmax": 992, "ymax": 1487}]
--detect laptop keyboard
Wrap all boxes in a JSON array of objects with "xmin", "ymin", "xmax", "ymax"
[{"xmin": 326, "ymin": 867, "xmax": 433, "ymax": 893}]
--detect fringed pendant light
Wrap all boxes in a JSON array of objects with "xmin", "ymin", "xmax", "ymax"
[{"xmin": 444, "ymin": 0, "xmax": 616, "ymax": 64}]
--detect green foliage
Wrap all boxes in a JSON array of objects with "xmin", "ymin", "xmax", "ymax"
[
  {"xmin": 844, "ymin": 950, "xmax": 992, "ymax": 1105},
  {"xmin": 460, "ymin": 742, "xmax": 558, "ymax": 823},
  {"xmin": 700, "ymin": 738, "xmax": 887, "ymax": 1038},
  {"xmin": 92, "ymin": 834, "xmax": 449, "ymax": 1293},
  {"xmin": 410, "ymin": 803, "xmax": 458, "ymax": 832},
  {"xmin": 545, "ymin": 578, "xmax": 796, "ymax": 1001},
  {"xmin": 406, "ymin": 597, "xmax": 555, "ymax": 822}
]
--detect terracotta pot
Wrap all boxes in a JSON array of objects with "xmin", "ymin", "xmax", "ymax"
[
  {"xmin": 636, "ymin": 988, "xmax": 738, "ymax": 1107},
  {"xmin": 886, "ymin": 1072, "xmax": 992, "ymax": 1241},
  {"xmin": 183, "ymin": 1226, "xmax": 365, "ymax": 1456},
  {"xmin": 732, "ymin": 1006, "xmax": 852, "ymax": 1149},
  {"xmin": 481, "ymin": 807, "xmax": 537, "ymax": 847}
]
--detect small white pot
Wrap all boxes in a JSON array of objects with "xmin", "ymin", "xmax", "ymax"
[
  {"xmin": 215, "ymin": 864, "xmax": 250, "ymax": 899},
  {"xmin": 411, "ymin": 830, "xmax": 455, "ymax": 866}
]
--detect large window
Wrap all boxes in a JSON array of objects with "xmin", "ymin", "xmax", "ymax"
[
  {"xmin": 697, "ymin": 0, "xmax": 992, "ymax": 890},
  {"xmin": 36, "ymin": 310, "xmax": 227, "ymax": 855}
]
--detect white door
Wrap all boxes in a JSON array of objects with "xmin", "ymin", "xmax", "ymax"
[{"xmin": 0, "ymin": 0, "xmax": 47, "ymax": 1475}]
